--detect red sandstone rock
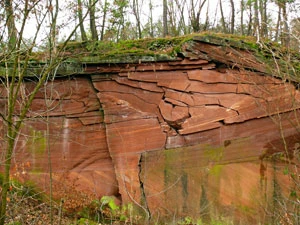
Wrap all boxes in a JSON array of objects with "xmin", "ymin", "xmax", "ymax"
[
  {"xmin": 105, "ymin": 118, "xmax": 166, "ymax": 203},
  {"xmin": 57, "ymin": 111, "xmax": 103, "ymax": 125},
  {"xmin": 1, "ymin": 38, "xmax": 300, "ymax": 223},
  {"xmin": 164, "ymin": 97, "xmax": 187, "ymax": 106},
  {"xmin": 97, "ymin": 92, "xmax": 158, "ymax": 123},
  {"xmin": 140, "ymin": 110, "xmax": 300, "ymax": 221},
  {"xmin": 188, "ymin": 69, "xmax": 238, "ymax": 83},
  {"xmin": 127, "ymin": 71, "xmax": 188, "ymax": 82},
  {"xmin": 165, "ymin": 89, "xmax": 219, "ymax": 106},
  {"xmin": 191, "ymin": 40, "xmax": 268, "ymax": 73},
  {"xmin": 12, "ymin": 115, "xmax": 119, "ymax": 210},
  {"xmin": 178, "ymin": 106, "xmax": 237, "ymax": 134},
  {"xmin": 113, "ymin": 75, "xmax": 164, "ymax": 92},
  {"xmin": 135, "ymin": 62, "xmax": 209, "ymax": 71},
  {"xmin": 159, "ymin": 100, "xmax": 189, "ymax": 128},
  {"xmin": 168, "ymin": 58, "xmax": 209, "ymax": 65},
  {"xmin": 188, "ymin": 68, "xmax": 283, "ymax": 84},
  {"xmin": 186, "ymin": 81, "xmax": 237, "ymax": 93},
  {"xmin": 93, "ymin": 80, "xmax": 163, "ymax": 105},
  {"xmin": 166, "ymin": 135, "xmax": 186, "ymax": 149}
]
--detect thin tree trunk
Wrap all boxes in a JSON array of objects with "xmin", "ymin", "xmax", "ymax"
[
  {"xmin": 177, "ymin": 0, "xmax": 188, "ymax": 35},
  {"xmin": 263, "ymin": 0, "xmax": 267, "ymax": 37},
  {"xmin": 0, "ymin": 129, "xmax": 17, "ymax": 225},
  {"xmin": 254, "ymin": 0, "xmax": 260, "ymax": 37},
  {"xmin": 149, "ymin": 0, "xmax": 154, "ymax": 37},
  {"xmin": 100, "ymin": 0, "xmax": 108, "ymax": 41},
  {"xmin": 0, "ymin": 2, "xmax": 89, "ymax": 224},
  {"xmin": 89, "ymin": 0, "xmax": 98, "ymax": 40},
  {"xmin": 275, "ymin": 6, "xmax": 281, "ymax": 42},
  {"xmin": 281, "ymin": 1, "xmax": 290, "ymax": 47},
  {"xmin": 77, "ymin": 0, "xmax": 87, "ymax": 41},
  {"xmin": 4, "ymin": 0, "xmax": 17, "ymax": 50},
  {"xmin": 247, "ymin": 2, "xmax": 253, "ymax": 35},
  {"xmin": 259, "ymin": 0, "xmax": 268, "ymax": 38},
  {"xmin": 1, "ymin": 1, "xmax": 18, "ymax": 222},
  {"xmin": 168, "ymin": 1, "xmax": 176, "ymax": 35},
  {"xmin": 219, "ymin": 0, "xmax": 226, "ymax": 33},
  {"xmin": 229, "ymin": 0, "xmax": 235, "ymax": 34},
  {"xmin": 50, "ymin": 0, "xmax": 59, "ymax": 55},
  {"xmin": 163, "ymin": 0, "xmax": 168, "ymax": 37},
  {"xmin": 203, "ymin": 1, "xmax": 209, "ymax": 31},
  {"xmin": 48, "ymin": 1, "xmax": 59, "ymax": 223},
  {"xmin": 132, "ymin": 0, "xmax": 142, "ymax": 39},
  {"xmin": 240, "ymin": 0, "xmax": 244, "ymax": 35},
  {"xmin": 190, "ymin": 0, "xmax": 196, "ymax": 31},
  {"xmin": 189, "ymin": 0, "xmax": 206, "ymax": 33},
  {"xmin": 174, "ymin": 0, "xmax": 183, "ymax": 34}
]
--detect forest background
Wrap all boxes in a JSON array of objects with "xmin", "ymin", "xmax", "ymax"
[{"xmin": 6, "ymin": 0, "xmax": 300, "ymax": 49}]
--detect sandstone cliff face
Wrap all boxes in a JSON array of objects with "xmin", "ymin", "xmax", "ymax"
[{"xmin": 1, "ymin": 37, "xmax": 299, "ymax": 223}]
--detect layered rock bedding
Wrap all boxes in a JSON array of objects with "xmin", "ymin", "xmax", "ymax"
[{"xmin": 1, "ymin": 35, "xmax": 299, "ymax": 223}]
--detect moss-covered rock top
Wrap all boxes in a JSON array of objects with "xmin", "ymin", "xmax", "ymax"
[
  {"xmin": 61, "ymin": 33, "xmax": 299, "ymax": 79},
  {"xmin": 62, "ymin": 35, "xmax": 190, "ymax": 63},
  {"xmin": 61, "ymin": 32, "xmax": 267, "ymax": 63},
  {"xmin": 1, "ymin": 32, "xmax": 299, "ymax": 80}
]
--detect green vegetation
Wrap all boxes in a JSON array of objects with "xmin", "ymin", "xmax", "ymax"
[
  {"xmin": 28, "ymin": 129, "xmax": 46, "ymax": 155},
  {"xmin": 2, "ymin": 32, "xmax": 299, "ymax": 79},
  {"xmin": 62, "ymin": 35, "xmax": 194, "ymax": 63},
  {"xmin": 62, "ymin": 32, "xmax": 265, "ymax": 63},
  {"xmin": 0, "ymin": 174, "xmax": 44, "ymax": 202}
]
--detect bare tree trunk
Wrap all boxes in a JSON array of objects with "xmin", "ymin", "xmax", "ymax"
[
  {"xmin": 219, "ymin": 0, "xmax": 226, "ymax": 33},
  {"xmin": 4, "ymin": 0, "xmax": 17, "ymax": 50},
  {"xmin": 229, "ymin": 0, "xmax": 235, "ymax": 34},
  {"xmin": 240, "ymin": 0, "xmax": 244, "ymax": 35},
  {"xmin": 247, "ymin": 2, "xmax": 253, "ymax": 36},
  {"xmin": 190, "ymin": 0, "xmax": 196, "ymax": 31},
  {"xmin": 275, "ymin": 6, "xmax": 281, "ymax": 42},
  {"xmin": 163, "ymin": 0, "xmax": 168, "ymax": 37},
  {"xmin": 89, "ymin": 0, "xmax": 98, "ymax": 40},
  {"xmin": 47, "ymin": 1, "xmax": 59, "ymax": 222},
  {"xmin": 168, "ymin": 1, "xmax": 176, "ymax": 36},
  {"xmin": 174, "ymin": 0, "xmax": 187, "ymax": 35},
  {"xmin": 254, "ymin": 0, "xmax": 260, "ymax": 37},
  {"xmin": 77, "ymin": 0, "xmax": 87, "ymax": 41},
  {"xmin": 280, "ymin": 1, "xmax": 290, "ymax": 47},
  {"xmin": 263, "ymin": 0, "xmax": 267, "ymax": 37},
  {"xmin": 259, "ymin": 0, "xmax": 268, "ymax": 38},
  {"xmin": 49, "ymin": 0, "xmax": 59, "ymax": 55},
  {"xmin": 0, "ymin": 1, "xmax": 89, "ymax": 224},
  {"xmin": 132, "ymin": 0, "xmax": 142, "ymax": 39},
  {"xmin": 100, "ymin": 0, "xmax": 108, "ymax": 41},
  {"xmin": 149, "ymin": 0, "xmax": 154, "ymax": 37},
  {"xmin": 189, "ymin": 0, "xmax": 206, "ymax": 33},
  {"xmin": 203, "ymin": 1, "xmax": 209, "ymax": 31}
]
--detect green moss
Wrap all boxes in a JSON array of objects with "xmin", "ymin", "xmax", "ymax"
[
  {"xmin": 0, "ymin": 173, "xmax": 44, "ymax": 201},
  {"xmin": 28, "ymin": 128, "xmax": 46, "ymax": 155},
  {"xmin": 3, "ymin": 32, "xmax": 299, "ymax": 80},
  {"xmin": 204, "ymin": 145, "xmax": 224, "ymax": 162},
  {"xmin": 209, "ymin": 165, "xmax": 224, "ymax": 178},
  {"xmin": 64, "ymin": 35, "xmax": 199, "ymax": 63}
]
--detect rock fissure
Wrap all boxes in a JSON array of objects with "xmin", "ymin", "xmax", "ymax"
[{"xmin": 137, "ymin": 154, "xmax": 151, "ymax": 223}]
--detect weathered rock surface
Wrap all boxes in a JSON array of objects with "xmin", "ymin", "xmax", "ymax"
[
  {"xmin": 1, "ymin": 36, "xmax": 299, "ymax": 223},
  {"xmin": 1, "ymin": 78, "xmax": 119, "ymax": 210}
]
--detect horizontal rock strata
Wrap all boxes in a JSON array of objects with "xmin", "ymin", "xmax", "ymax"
[{"xmin": 0, "ymin": 37, "xmax": 299, "ymax": 223}]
